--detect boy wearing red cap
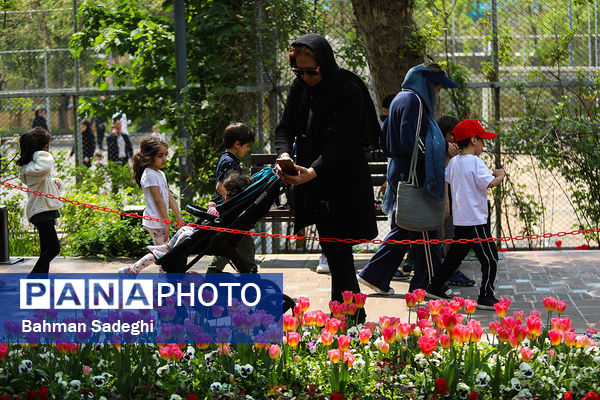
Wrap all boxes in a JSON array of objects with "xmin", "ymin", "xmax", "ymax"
[{"xmin": 425, "ymin": 119, "xmax": 505, "ymax": 310}]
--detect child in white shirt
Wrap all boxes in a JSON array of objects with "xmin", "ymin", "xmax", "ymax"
[
  {"xmin": 426, "ymin": 119, "xmax": 505, "ymax": 310},
  {"xmin": 120, "ymin": 135, "xmax": 182, "ymax": 273}
]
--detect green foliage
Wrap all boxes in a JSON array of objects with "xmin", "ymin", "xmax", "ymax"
[{"xmin": 502, "ymin": 73, "xmax": 600, "ymax": 245}]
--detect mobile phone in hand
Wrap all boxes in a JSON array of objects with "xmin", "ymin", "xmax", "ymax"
[{"xmin": 276, "ymin": 158, "xmax": 298, "ymax": 176}]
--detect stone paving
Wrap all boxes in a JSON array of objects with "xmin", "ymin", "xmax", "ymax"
[{"xmin": 1, "ymin": 250, "xmax": 599, "ymax": 332}]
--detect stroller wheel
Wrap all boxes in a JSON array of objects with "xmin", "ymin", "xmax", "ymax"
[{"xmin": 283, "ymin": 294, "xmax": 295, "ymax": 314}]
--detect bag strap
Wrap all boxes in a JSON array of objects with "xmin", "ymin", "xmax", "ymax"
[{"xmin": 407, "ymin": 91, "xmax": 424, "ymax": 186}]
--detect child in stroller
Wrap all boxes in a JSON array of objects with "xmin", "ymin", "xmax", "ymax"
[{"xmin": 121, "ymin": 172, "xmax": 253, "ymax": 274}]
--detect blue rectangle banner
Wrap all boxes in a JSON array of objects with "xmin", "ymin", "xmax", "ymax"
[{"xmin": 0, "ymin": 273, "xmax": 283, "ymax": 344}]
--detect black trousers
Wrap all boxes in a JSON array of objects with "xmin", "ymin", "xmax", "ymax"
[
  {"xmin": 31, "ymin": 219, "xmax": 60, "ymax": 274},
  {"xmin": 430, "ymin": 224, "xmax": 498, "ymax": 297}
]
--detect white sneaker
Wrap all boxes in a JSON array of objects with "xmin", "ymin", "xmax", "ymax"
[
  {"xmin": 356, "ymin": 274, "xmax": 394, "ymax": 296},
  {"xmin": 316, "ymin": 255, "xmax": 330, "ymax": 274}
]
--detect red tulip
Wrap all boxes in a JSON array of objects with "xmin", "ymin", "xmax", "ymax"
[
  {"xmin": 468, "ymin": 391, "xmax": 479, "ymax": 400},
  {"xmin": 397, "ymin": 323, "xmax": 411, "ymax": 338},
  {"xmin": 282, "ymin": 314, "xmax": 299, "ymax": 332},
  {"xmin": 564, "ymin": 392, "xmax": 573, "ymax": 400},
  {"xmin": 418, "ymin": 335, "xmax": 438, "ymax": 356},
  {"xmin": 439, "ymin": 333, "xmax": 452, "ymax": 349},
  {"xmin": 556, "ymin": 300, "xmax": 567, "ymax": 315},
  {"xmin": 417, "ymin": 307, "xmax": 430, "ymax": 321},
  {"xmin": 38, "ymin": 386, "xmax": 49, "ymax": 400},
  {"xmin": 526, "ymin": 316, "xmax": 542, "ymax": 338},
  {"xmin": 435, "ymin": 378, "xmax": 449, "ymax": 395},
  {"xmin": 428, "ymin": 300, "xmax": 444, "ymax": 316},
  {"xmin": 564, "ymin": 331, "xmax": 577, "ymax": 347}
]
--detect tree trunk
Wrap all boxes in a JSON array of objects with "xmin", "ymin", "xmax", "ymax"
[{"xmin": 351, "ymin": 0, "xmax": 424, "ymax": 104}]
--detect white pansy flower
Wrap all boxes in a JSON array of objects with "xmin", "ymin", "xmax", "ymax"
[
  {"xmin": 92, "ymin": 375, "xmax": 105, "ymax": 387},
  {"xmin": 513, "ymin": 388, "xmax": 533, "ymax": 399},
  {"xmin": 70, "ymin": 380, "xmax": 81, "ymax": 391},
  {"xmin": 456, "ymin": 382, "xmax": 470, "ymax": 399},
  {"xmin": 476, "ymin": 371, "xmax": 491, "ymax": 386},
  {"xmin": 353, "ymin": 358, "xmax": 365, "ymax": 371},
  {"xmin": 170, "ymin": 395, "xmax": 182, "ymax": 400},
  {"xmin": 519, "ymin": 362, "xmax": 533, "ymax": 378},
  {"xmin": 511, "ymin": 377, "xmax": 522, "ymax": 391},
  {"xmin": 210, "ymin": 382, "xmax": 222, "ymax": 392},
  {"xmin": 156, "ymin": 365, "xmax": 169, "ymax": 377}
]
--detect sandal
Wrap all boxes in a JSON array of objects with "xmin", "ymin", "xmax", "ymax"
[{"xmin": 448, "ymin": 270, "xmax": 476, "ymax": 287}]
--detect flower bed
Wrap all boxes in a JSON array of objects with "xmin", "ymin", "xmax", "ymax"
[{"xmin": 1, "ymin": 292, "xmax": 599, "ymax": 399}]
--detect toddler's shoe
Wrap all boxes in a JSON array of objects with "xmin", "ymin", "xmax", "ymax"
[
  {"xmin": 118, "ymin": 266, "xmax": 136, "ymax": 274},
  {"xmin": 316, "ymin": 255, "xmax": 330, "ymax": 274},
  {"xmin": 147, "ymin": 244, "xmax": 168, "ymax": 259}
]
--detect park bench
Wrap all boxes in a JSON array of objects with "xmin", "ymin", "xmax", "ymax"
[{"xmin": 250, "ymin": 152, "xmax": 389, "ymax": 223}]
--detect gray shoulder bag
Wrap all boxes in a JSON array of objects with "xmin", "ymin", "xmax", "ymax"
[{"xmin": 395, "ymin": 92, "xmax": 445, "ymax": 231}]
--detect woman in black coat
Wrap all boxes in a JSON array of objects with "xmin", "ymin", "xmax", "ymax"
[
  {"xmin": 275, "ymin": 33, "xmax": 378, "ymax": 322},
  {"xmin": 70, "ymin": 120, "xmax": 96, "ymax": 168}
]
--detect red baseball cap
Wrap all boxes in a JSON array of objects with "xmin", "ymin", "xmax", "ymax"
[{"xmin": 452, "ymin": 119, "xmax": 497, "ymax": 142}]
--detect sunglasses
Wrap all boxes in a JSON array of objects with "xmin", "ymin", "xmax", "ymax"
[{"xmin": 292, "ymin": 65, "xmax": 320, "ymax": 77}]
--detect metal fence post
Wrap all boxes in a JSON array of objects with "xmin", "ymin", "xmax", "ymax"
[
  {"xmin": 0, "ymin": 206, "xmax": 24, "ymax": 265},
  {"xmin": 491, "ymin": 0, "xmax": 503, "ymax": 241}
]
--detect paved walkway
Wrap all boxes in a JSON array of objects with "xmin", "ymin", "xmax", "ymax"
[{"xmin": 1, "ymin": 250, "xmax": 599, "ymax": 332}]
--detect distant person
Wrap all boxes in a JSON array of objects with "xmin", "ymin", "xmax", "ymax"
[
  {"xmin": 0, "ymin": 138, "xmax": 9, "ymax": 172},
  {"xmin": 106, "ymin": 121, "xmax": 133, "ymax": 165},
  {"xmin": 31, "ymin": 109, "xmax": 49, "ymax": 132},
  {"xmin": 120, "ymin": 135, "xmax": 182, "ymax": 274},
  {"xmin": 206, "ymin": 122, "xmax": 257, "ymax": 274},
  {"xmin": 17, "ymin": 127, "xmax": 63, "ymax": 274},
  {"xmin": 69, "ymin": 120, "xmax": 96, "ymax": 168},
  {"xmin": 112, "ymin": 112, "xmax": 129, "ymax": 135},
  {"xmin": 152, "ymin": 124, "xmax": 166, "ymax": 141},
  {"xmin": 425, "ymin": 119, "xmax": 505, "ymax": 310},
  {"xmin": 94, "ymin": 116, "xmax": 107, "ymax": 150}
]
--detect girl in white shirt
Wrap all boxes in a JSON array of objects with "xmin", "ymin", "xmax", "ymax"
[
  {"xmin": 17, "ymin": 127, "xmax": 63, "ymax": 274},
  {"xmin": 120, "ymin": 136, "xmax": 182, "ymax": 273}
]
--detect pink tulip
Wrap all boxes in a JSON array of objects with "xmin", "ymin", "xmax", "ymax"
[
  {"xmin": 328, "ymin": 349, "xmax": 340, "ymax": 363},
  {"xmin": 464, "ymin": 299, "xmax": 477, "ymax": 314},
  {"xmin": 287, "ymin": 332, "xmax": 300, "ymax": 349},
  {"xmin": 337, "ymin": 335, "xmax": 351, "ymax": 352},
  {"xmin": 359, "ymin": 328, "xmax": 372, "ymax": 344},
  {"xmin": 382, "ymin": 327, "xmax": 396, "ymax": 344},
  {"xmin": 548, "ymin": 329, "xmax": 563, "ymax": 345},
  {"xmin": 521, "ymin": 347, "xmax": 533, "ymax": 361},
  {"xmin": 405, "ymin": 293, "xmax": 418, "ymax": 308},
  {"xmin": 354, "ymin": 292, "xmax": 367, "ymax": 308},
  {"xmin": 297, "ymin": 296, "xmax": 310, "ymax": 312},
  {"xmin": 321, "ymin": 331, "xmax": 334, "ymax": 346},
  {"xmin": 556, "ymin": 300, "xmax": 567, "ymax": 315},
  {"xmin": 439, "ymin": 333, "xmax": 452, "ymax": 349},
  {"xmin": 417, "ymin": 307, "xmax": 430, "ymax": 321},
  {"xmin": 413, "ymin": 288, "xmax": 426, "ymax": 303},
  {"xmin": 341, "ymin": 291, "xmax": 354, "ymax": 305},
  {"xmin": 268, "ymin": 344, "xmax": 281, "ymax": 359},
  {"xmin": 564, "ymin": 331, "xmax": 577, "ymax": 347},
  {"xmin": 543, "ymin": 297, "xmax": 557, "ymax": 312}
]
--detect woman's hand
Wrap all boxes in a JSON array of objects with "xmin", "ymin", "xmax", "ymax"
[{"xmin": 276, "ymin": 165, "xmax": 317, "ymax": 186}]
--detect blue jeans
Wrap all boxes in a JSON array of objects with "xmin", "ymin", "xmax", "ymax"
[{"xmin": 358, "ymin": 211, "xmax": 441, "ymax": 292}]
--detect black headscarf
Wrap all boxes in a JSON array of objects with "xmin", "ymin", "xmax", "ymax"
[{"xmin": 291, "ymin": 34, "xmax": 339, "ymax": 80}]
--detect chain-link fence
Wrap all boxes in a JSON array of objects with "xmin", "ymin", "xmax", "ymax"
[{"xmin": 2, "ymin": 0, "xmax": 599, "ymax": 254}]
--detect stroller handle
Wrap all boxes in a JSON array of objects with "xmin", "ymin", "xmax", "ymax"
[{"xmin": 185, "ymin": 204, "xmax": 218, "ymax": 222}]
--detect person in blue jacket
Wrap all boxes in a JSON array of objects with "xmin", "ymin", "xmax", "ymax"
[{"xmin": 357, "ymin": 63, "xmax": 458, "ymax": 295}]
